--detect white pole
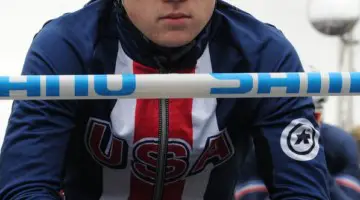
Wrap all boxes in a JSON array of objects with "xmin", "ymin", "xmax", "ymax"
[{"xmin": 0, "ymin": 72, "xmax": 359, "ymax": 100}]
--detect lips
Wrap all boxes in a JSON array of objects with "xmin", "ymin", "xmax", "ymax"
[{"xmin": 160, "ymin": 13, "xmax": 191, "ymax": 20}]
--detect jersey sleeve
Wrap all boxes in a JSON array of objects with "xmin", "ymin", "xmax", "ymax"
[
  {"xmin": 250, "ymin": 31, "xmax": 330, "ymax": 200},
  {"xmin": 234, "ymin": 180, "xmax": 268, "ymax": 200},
  {"xmin": 0, "ymin": 22, "xmax": 85, "ymax": 199},
  {"xmin": 234, "ymin": 148, "xmax": 269, "ymax": 200},
  {"xmin": 328, "ymin": 175, "xmax": 353, "ymax": 200},
  {"xmin": 333, "ymin": 133, "xmax": 360, "ymax": 199}
]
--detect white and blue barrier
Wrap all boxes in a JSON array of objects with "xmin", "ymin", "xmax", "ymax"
[{"xmin": 0, "ymin": 72, "xmax": 359, "ymax": 100}]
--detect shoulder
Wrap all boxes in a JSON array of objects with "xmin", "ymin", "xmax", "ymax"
[
  {"xmin": 38, "ymin": 0, "xmax": 112, "ymax": 39},
  {"xmin": 28, "ymin": 0, "xmax": 113, "ymax": 72},
  {"xmin": 213, "ymin": 1, "xmax": 300, "ymax": 72}
]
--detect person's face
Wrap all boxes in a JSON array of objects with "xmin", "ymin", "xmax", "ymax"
[{"xmin": 122, "ymin": 0, "xmax": 216, "ymax": 47}]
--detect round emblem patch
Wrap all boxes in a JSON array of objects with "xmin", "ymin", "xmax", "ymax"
[{"xmin": 280, "ymin": 118, "xmax": 320, "ymax": 161}]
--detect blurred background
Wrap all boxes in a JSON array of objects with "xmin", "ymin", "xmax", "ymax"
[{"xmin": 0, "ymin": 0, "xmax": 360, "ymax": 148}]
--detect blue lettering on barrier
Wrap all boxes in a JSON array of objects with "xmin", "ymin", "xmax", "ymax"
[
  {"xmin": 75, "ymin": 75, "xmax": 89, "ymax": 96},
  {"xmin": 258, "ymin": 73, "xmax": 300, "ymax": 94},
  {"xmin": 0, "ymin": 76, "xmax": 41, "ymax": 97},
  {"xmin": 210, "ymin": 73, "xmax": 253, "ymax": 94},
  {"xmin": 46, "ymin": 75, "xmax": 60, "ymax": 96},
  {"xmin": 350, "ymin": 72, "xmax": 360, "ymax": 93},
  {"xmin": 328, "ymin": 72, "xmax": 342, "ymax": 93},
  {"xmin": 307, "ymin": 72, "xmax": 321, "ymax": 93},
  {"xmin": 94, "ymin": 74, "xmax": 136, "ymax": 96}
]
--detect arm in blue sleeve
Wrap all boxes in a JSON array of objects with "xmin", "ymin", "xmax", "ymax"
[
  {"xmin": 335, "ymin": 175, "xmax": 360, "ymax": 200},
  {"xmin": 251, "ymin": 35, "xmax": 330, "ymax": 200},
  {"xmin": 333, "ymin": 133, "xmax": 360, "ymax": 199},
  {"xmin": 234, "ymin": 180, "xmax": 268, "ymax": 200},
  {"xmin": 234, "ymin": 149, "xmax": 269, "ymax": 200},
  {"xmin": 328, "ymin": 175, "xmax": 352, "ymax": 200},
  {"xmin": 0, "ymin": 23, "xmax": 85, "ymax": 199}
]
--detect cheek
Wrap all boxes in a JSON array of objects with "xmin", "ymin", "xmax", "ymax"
[
  {"xmin": 123, "ymin": 1, "xmax": 155, "ymax": 26},
  {"xmin": 197, "ymin": 1, "xmax": 216, "ymax": 16},
  {"xmin": 126, "ymin": 9, "xmax": 156, "ymax": 31},
  {"xmin": 191, "ymin": 2, "xmax": 215, "ymax": 26},
  {"xmin": 128, "ymin": 8, "xmax": 148, "ymax": 22}
]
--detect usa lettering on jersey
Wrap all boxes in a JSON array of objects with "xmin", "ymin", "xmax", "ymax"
[{"xmin": 84, "ymin": 117, "xmax": 235, "ymax": 184}]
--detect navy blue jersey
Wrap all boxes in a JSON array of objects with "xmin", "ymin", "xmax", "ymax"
[
  {"xmin": 235, "ymin": 122, "xmax": 360, "ymax": 200},
  {"xmin": 0, "ymin": 0, "xmax": 329, "ymax": 199},
  {"xmin": 322, "ymin": 123, "xmax": 360, "ymax": 199},
  {"xmin": 234, "ymin": 147, "xmax": 269, "ymax": 200}
]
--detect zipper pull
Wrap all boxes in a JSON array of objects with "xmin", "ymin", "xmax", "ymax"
[
  {"xmin": 159, "ymin": 66, "xmax": 168, "ymax": 74},
  {"xmin": 155, "ymin": 56, "xmax": 170, "ymax": 74}
]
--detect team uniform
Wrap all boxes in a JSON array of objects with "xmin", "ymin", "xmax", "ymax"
[
  {"xmin": 234, "ymin": 146, "xmax": 269, "ymax": 200},
  {"xmin": 234, "ymin": 122, "xmax": 360, "ymax": 200},
  {"xmin": 323, "ymin": 123, "xmax": 360, "ymax": 199},
  {"xmin": 0, "ymin": 0, "xmax": 330, "ymax": 199}
]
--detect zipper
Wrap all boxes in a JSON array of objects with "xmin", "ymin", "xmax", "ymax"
[{"xmin": 153, "ymin": 61, "xmax": 170, "ymax": 200}]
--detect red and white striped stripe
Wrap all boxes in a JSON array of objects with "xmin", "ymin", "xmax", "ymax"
[{"xmin": 99, "ymin": 44, "xmax": 227, "ymax": 199}]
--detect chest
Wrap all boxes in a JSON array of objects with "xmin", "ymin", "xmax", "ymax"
[
  {"xmin": 85, "ymin": 92, "xmax": 238, "ymax": 180},
  {"xmin": 79, "ymin": 43, "xmax": 245, "ymax": 185}
]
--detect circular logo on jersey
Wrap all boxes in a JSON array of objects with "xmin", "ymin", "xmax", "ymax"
[{"xmin": 280, "ymin": 118, "xmax": 320, "ymax": 161}]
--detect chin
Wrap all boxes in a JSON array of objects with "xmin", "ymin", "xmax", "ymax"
[{"xmin": 152, "ymin": 32, "xmax": 195, "ymax": 48}]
